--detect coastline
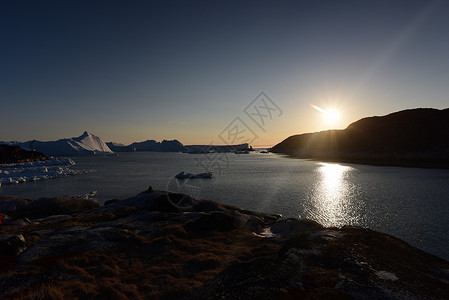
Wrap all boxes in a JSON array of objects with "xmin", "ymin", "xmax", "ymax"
[
  {"xmin": 274, "ymin": 152, "xmax": 449, "ymax": 169},
  {"xmin": 1, "ymin": 190, "xmax": 448, "ymax": 298}
]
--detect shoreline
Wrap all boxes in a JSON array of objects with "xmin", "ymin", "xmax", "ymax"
[{"xmin": 273, "ymin": 152, "xmax": 449, "ymax": 169}]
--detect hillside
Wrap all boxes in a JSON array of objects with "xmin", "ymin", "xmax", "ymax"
[
  {"xmin": 0, "ymin": 144, "xmax": 48, "ymax": 164},
  {"xmin": 271, "ymin": 108, "xmax": 449, "ymax": 167}
]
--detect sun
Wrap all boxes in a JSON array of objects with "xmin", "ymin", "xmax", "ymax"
[
  {"xmin": 323, "ymin": 109, "xmax": 340, "ymax": 123},
  {"xmin": 310, "ymin": 104, "xmax": 341, "ymax": 124}
]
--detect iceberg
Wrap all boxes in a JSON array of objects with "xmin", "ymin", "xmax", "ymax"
[
  {"xmin": 3, "ymin": 132, "xmax": 113, "ymax": 156},
  {"xmin": 0, "ymin": 158, "xmax": 94, "ymax": 185}
]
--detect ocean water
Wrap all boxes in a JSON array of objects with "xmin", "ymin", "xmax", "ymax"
[{"xmin": 1, "ymin": 152, "xmax": 449, "ymax": 260}]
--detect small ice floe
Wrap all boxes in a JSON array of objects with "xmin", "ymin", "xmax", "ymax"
[
  {"xmin": 375, "ymin": 270, "xmax": 399, "ymax": 281},
  {"xmin": 85, "ymin": 191, "xmax": 97, "ymax": 199}
]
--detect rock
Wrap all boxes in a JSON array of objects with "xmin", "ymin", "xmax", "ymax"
[
  {"xmin": 160, "ymin": 192, "xmax": 198, "ymax": 211},
  {"xmin": 104, "ymin": 199, "xmax": 121, "ymax": 206},
  {"xmin": 0, "ymin": 190, "xmax": 448, "ymax": 299},
  {"xmin": 242, "ymin": 215, "xmax": 268, "ymax": 234},
  {"xmin": 192, "ymin": 199, "xmax": 239, "ymax": 212},
  {"xmin": 18, "ymin": 226, "xmax": 139, "ymax": 263},
  {"xmin": 144, "ymin": 194, "xmax": 188, "ymax": 213},
  {"xmin": 114, "ymin": 191, "xmax": 197, "ymax": 212},
  {"xmin": 113, "ymin": 190, "xmax": 245, "ymax": 214},
  {"xmin": 270, "ymin": 218, "xmax": 323, "ymax": 235},
  {"xmin": 91, "ymin": 210, "xmax": 163, "ymax": 230},
  {"xmin": 33, "ymin": 214, "xmax": 72, "ymax": 223},
  {"xmin": 0, "ymin": 234, "xmax": 27, "ymax": 256},
  {"xmin": 17, "ymin": 196, "xmax": 99, "ymax": 219},
  {"xmin": 0, "ymin": 196, "xmax": 32, "ymax": 216},
  {"xmin": 2, "ymin": 217, "xmax": 32, "ymax": 226},
  {"xmin": 111, "ymin": 190, "xmax": 167, "ymax": 209},
  {"xmin": 184, "ymin": 211, "xmax": 250, "ymax": 232},
  {"xmin": 199, "ymin": 225, "xmax": 449, "ymax": 299}
]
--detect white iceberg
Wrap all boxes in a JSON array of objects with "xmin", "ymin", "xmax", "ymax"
[
  {"xmin": 0, "ymin": 158, "xmax": 94, "ymax": 185},
  {"xmin": 2, "ymin": 132, "xmax": 113, "ymax": 156}
]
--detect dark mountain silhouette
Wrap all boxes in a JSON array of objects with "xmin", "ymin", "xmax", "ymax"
[
  {"xmin": 0, "ymin": 144, "xmax": 48, "ymax": 164},
  {"xmin": 107, "ymin": 139, "xmax": 185, "ymax": 152},
  {"xmin": 183, "ymin": 143, "xmax": 250, "ymax": 153},
  {"xmin": 271, "ymin": 108, "xmax": 449, "ymax": 168}
]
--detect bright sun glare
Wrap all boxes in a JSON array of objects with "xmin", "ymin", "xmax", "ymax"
[
  {"xmin": 323, "ymin": 109, "xmax": 339, "ymax": 123},
  {"xmin": 310, "ymin": 104, "xmax": 340, "ymax": 124}
]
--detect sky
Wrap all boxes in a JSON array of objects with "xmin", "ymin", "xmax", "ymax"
[{"xmin": 1, "ymin": 0, "xmax": 449, "ymax": 146}]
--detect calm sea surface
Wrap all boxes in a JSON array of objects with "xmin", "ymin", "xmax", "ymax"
[{"xmin": 1, "ymin": 152, "xmax": 449, "ymax": 260}]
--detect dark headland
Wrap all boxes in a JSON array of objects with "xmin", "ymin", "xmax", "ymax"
[
  {"xmin": 1, "ymin": 190, "xmax": 448, "ymax": 299},
  {"xmin": 0, "ymin": 144, "xmax": 48, "ymax": 164},
  {"xmin": 271, "ymin": 108, "xmax": 449, "ymax": 168}
]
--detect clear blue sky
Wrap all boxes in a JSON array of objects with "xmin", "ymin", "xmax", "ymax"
[{"xmin": 1, "ymin": 0, "xmax": 449, "ymax": 145}]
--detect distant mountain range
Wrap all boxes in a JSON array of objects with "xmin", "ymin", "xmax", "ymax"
[
  {"xmin": 0, "ymin": 133, "xmax": 184, "ymax": 156},
  {"xmin": 183, "ymin": 144, "xmax": 251, "ymax": 154},
  {"xmin": 271, "ymin": 108, "xmax": 449, "ymax": 168},
  {"xmin": 1, "ymin": 132, "xmax": 251, "ymax": 156},
  {"xmin": 107, "ymin": 140, "xmax": 185, "ymax": 152}
]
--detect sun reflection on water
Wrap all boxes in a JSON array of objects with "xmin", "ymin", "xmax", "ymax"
[{"xmin": 305, "ymin": 162, "xmax": 358, "ymax": 227}]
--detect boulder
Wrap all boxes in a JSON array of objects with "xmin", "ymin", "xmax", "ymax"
[
  {"xmin": 184, "ymin": 211, "xmax": 250, "ymax": 232},
  {"xmin": 192, "ymin": 199, "xmax": 239, "ymax": 212},
  {"xmin": 0, "ymin": 234, "xmax": 27, "ymax": 256},
  {"xmin": 112, "ymin": 190, "xmax": 166, "ymax": 209},
  {"xmin": 0, "ymin": 196, "xmax": 32, "ymax": 216},
  {"xmin": 270, "ymin": 218, "xmax": 323, "ymax": 235},
  {"xmin": 18, "ymin": 196, "xmax": 99, "ymax": 219},
  {"xmin": 143, "ymin": 195, "xmax": 180, "ymax": 213},
  {"xmin": 145, "ymin": 193, "xmax": 197, "ymax": 212},
  {"xmin": 33, "ymin": 214, "xmax": 72, "ymax": 223},
  {"xmin": 2, "ymin": 217, "xmax": 32, "ymax": 226},
  {"xmin": 114, "ymin": 191, "xmax": 197, "ymax": 212}
]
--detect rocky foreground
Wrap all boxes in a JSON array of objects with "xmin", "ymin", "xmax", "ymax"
[{"xmin": 1, "ymin": 191, "xmax": 448, "ymax": 299}]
